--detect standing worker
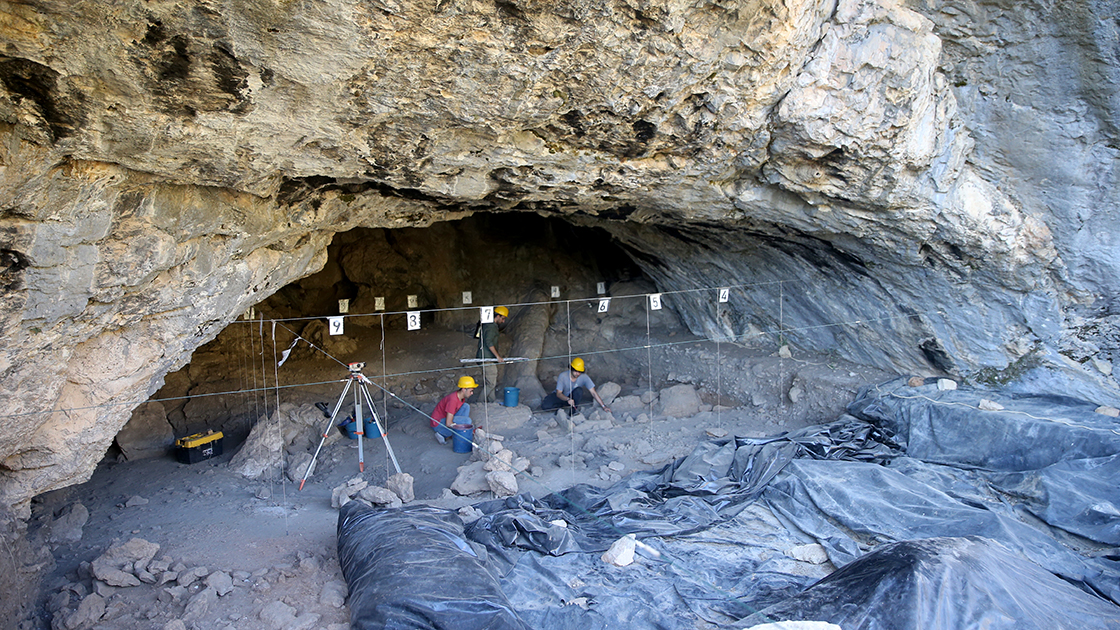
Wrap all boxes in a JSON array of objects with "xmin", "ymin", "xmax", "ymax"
[
  {"xmin": 542, "ymin": 357, "xmax": 611, "ymax": 415},
  {"xmin": 430, "ymin": 376, "xmax": 478, "ymax": 444},
  {"xmin": 476, "ymin": 306, "xmax": 508, "ymax": 402}
]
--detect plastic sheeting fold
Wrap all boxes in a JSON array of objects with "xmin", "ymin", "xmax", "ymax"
[{"xmin": 338, "ymin": 377, "xmax": 1120, "ymax": 629}]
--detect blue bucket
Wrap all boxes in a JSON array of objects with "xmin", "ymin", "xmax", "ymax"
[
  {"xmin": 450, "ymin": 423, "xmax": 474, "ymax": 453},
  {"xmin": 503, "ymin": 387, "xmax": 520, "ymax": 407},
  {"xmin": 339, "ymin": 416, "xmax": 378, "ymax": 439}
]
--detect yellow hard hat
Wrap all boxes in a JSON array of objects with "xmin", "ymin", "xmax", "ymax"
[
  {"xmin": 570, "ymin": 357, "xmax": 585, "ymax": 372},
  {"xmin": 494, "ymin": 306, "xmax": 509, "ymax": 317},
  {"xmin": 457, "ymin": 376, "xmax": 479, "ymax": 389}
]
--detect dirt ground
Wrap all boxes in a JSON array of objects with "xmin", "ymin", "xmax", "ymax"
[{"xmin": 23, "ymin": 324, "xmax": 898, "ymax": 630}]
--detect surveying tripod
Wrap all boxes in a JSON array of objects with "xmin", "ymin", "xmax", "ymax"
[{"xmin": 299, "ymin": 362, "xmax": 401, "ymax": 490}]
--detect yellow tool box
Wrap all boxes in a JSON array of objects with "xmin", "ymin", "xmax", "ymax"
[{"xmin": 175, "ymin": 431, "xmax": 224, "ymax": 464}]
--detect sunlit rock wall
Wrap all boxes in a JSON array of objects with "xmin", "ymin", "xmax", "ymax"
[{"xmin": 0, "ymin": 0, "xmax": 1117, "ymax": 520}]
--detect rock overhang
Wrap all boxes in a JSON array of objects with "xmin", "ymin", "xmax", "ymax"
[{"xmin": 0, "ymin": 0, "xmax": 1118, "ymax": 519}]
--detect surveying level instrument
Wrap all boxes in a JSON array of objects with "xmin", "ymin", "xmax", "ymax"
[{"xmin": 299, "ymin": 361, "xmax": 401, "ymax": 490}]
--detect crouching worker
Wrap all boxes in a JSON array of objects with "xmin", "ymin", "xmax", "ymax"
[
  {"xmin": 541, "ymin": 357, "xmax": 611, "ymax": 415},
  {"xmin": 430, "ymin": 376, "xmax": 478, "ymax": 444}
]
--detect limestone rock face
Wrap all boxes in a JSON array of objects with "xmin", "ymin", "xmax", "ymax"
[
  {"xmin": 0, "ymin": 0, "xmax": 1117, "ymax": 524},
  {"xmin": 115, "ymin": 402, "xmax": 174, "ymax": 461}
]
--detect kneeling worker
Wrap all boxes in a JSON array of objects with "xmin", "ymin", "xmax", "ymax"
[
  {"xmin": 430, "ymin": 376, "xmax": 478, "ymax": 444},
  {"xmin": 542, "ymin": 357, "xmax": 611, "ymax": 415}
]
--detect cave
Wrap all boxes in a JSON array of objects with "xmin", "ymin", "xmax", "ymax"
[{"xmin": 2, "ymin": 0, "xmax": 1120, "ymax": 628}]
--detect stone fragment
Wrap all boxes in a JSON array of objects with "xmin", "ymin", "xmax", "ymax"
[
  {"xmin": 786, "ymin": 543, "xmax": 830, "ymax": 564},
  {"xmin": 1092, "ymin": 358, "xmax": 1113, "ymax": 376},
  {"xmin": 607, "ymin": 461, "xmax": 625, "ymax": 472},
  {"xmin": 457, "ymin": 505, "xmax": 484, "ymax": 523},
  {"xmin": 63, "ymin": 593, "xmax": 105, "ymax": 630},
  {"xmin": 357, "ymin": 485, "xmax": 403, "ymax": 508},
  {"xmin": 124, "ymin": 495, "xmax": 148, "ymax": 507},
  {"xmin": 597, "ymin": 382, "xmax": 621, "ymax": 406},
  {"xmin": 978, "ymin": 399, "xmax": 1004, "ymax": 411},
  {"xmin": 177, "ymin": 566, "xmax": 208, "ymax": 588},
  {"xmin": 50, "ymin": 503, "xmax": 89, "ymax": 544},
  {"xmin": 258, "ymin": 600, "xmax": 320, "ymax": 630},
  {"xmin": 320, "ymin": 580, "xmax": 347, "ymax": 608},
  {"xmin": 160, "ymin": 585, "xmax": 186, "ymax": 604},
  {"xmin": 286, "ymin": 452, "xmax": 314, "ymax": 484},
  {"xmin": 778, "ymin": 345, "xmax": 793, "ymax": 359},
  {"xmin": 298, "ymin": 552, "xmax": 320, "ymax": 575},
  {"xmin": 451, "ymin": 461, "xmax": 490, "ymax": 496},
  {"xmin": 907, "ymin": 376, "xmax": 926, "ymax": 387},
  {"xmin": 387, "ymin": 472, "xmax": 414, "ymax": 503},
  {"xmin": 483, "ymin": 449, "xmax": 514, "ymax": 472},
  {"xmin": 787, "ymin": 384, "xmax": 802, "ymax": 404},
  {"xmin": 639, "ymin": 391, "xmax": 657, "ymax": 404},
  {"xmin": 486, "ymin": 471, "xmax": 518, "ymax": 497},
  {"xmin": 511, "ymin": 456, "xmax": 531, "ymax": 473},
  {"xmin": 182, "ymin": 587, "xmax": 216, "ymax": 623},
  {"xmin": 92, "ymin": 538, "xmax": 160, "ymax": 587},
  {"xmin": 1096, "ymin": 406, "xmax": 1120, "ymax": 418},
  {"xmin": 601, "ymin": 534, "xmax": 636, "ymax": 567},
  {"xmin": 162, "ymin": 621, "xmax": 188, "ymax": 630},
  {"xmin": 331, "ymin": 477, "xmax": 368, "ymax": 509},
  {"xmin": 936, "ymin": 378, "xmax": 958, "ymax": 391},
  {"xmin": 48, "ymin": 590, "xmax": 70, "ymax": 613},
  {"xmin": 557, "ymin": 453, "xmax": 586, "ymax": 469},
  {"xmin": 206, "ymin": 571, "xmax": 234, "ymax": 596}
]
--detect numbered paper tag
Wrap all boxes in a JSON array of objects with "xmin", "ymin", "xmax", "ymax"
[
  {"xmin": 374, "ymin": 297, "xmax": 385, "ymax": 311},
  {"xmin": 598, "ymin": 298, "xmax": 610, "ymax": 313},
  {"xmin": 597, "ymin": 282, "xmax": 606, "ymax": 295},
  {"xmin": 480, "ymin": 306, "xmax": 494, "ymax": 324},
  {"xmin": 462, "ymin": 291, "xmax": 472, "ymax": 305},
  {"xmin": 718, "ymin": 288, "xmax": 729, "ymax": 303},
  {"xmin": 328, "ymin": 316, "xmax": 344, "ymax": 336},
  {"xmin": 407, "ymin": 295, "xmax": 418, "ymax": 308},
  {"xmin": 406, "ymin": 311, "xmax": 421, "ymax": 331},
  {"xmin": 242, "ymin": 307, "xmax": 254, "ymax": 320},
  {"xmin": 338, "ymin": 299, "xmax": 350, "ymax": 313},
  {"xmin": 649, "ymin": 293, "xmax": 663, "ymax": 310},
  {"xmin": 551, "ymin": 286, "xmax": 560, "ymax": 298}
]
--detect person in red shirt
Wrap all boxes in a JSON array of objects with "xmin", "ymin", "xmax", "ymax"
[{"xmin": 430, "ymin": 376, "xmax": 478, "ymax": 444}]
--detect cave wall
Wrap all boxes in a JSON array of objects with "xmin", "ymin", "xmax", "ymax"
[{"xmin": 0, "ymin": 0, "xmax": 1117, "ymax": 534}]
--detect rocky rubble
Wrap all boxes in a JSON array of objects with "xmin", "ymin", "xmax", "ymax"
[{"xmin": 46, "ymin": 534, "xmax": 349, "ymax": 630}]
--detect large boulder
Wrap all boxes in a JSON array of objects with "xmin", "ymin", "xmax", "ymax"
[
  {"xmin": 116, "ymin": 402, "xmax": 174, "ymax": 461},
  {"xmin": 657, "ymin": 384, "xmax": 702, "ymax": 418}
]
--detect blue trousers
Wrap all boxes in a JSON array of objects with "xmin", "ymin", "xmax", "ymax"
[{"xmin": 433, "ymin": 403, "xmax": 471, "ymax": 437}]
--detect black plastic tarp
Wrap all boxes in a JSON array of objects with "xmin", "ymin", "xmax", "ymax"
[
  {"xmin": 337, "ymin": 502, "xmax": 531, "ymax": 630},
  {"xmin": 337, "ymin": 377, "xmax": 1120, "ymax": 629}
]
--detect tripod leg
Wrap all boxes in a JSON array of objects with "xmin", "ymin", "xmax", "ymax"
[
  {"xmin": 359, "ymin": 382, "xmax": 402, "ymax": 475},
  {"xmin": 299, "ymin": 379, "xmax": 352, "ymax": 491},
  {"xmin": 353, "ymin": 377, "xmax": 365, "ymax": 473}
]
